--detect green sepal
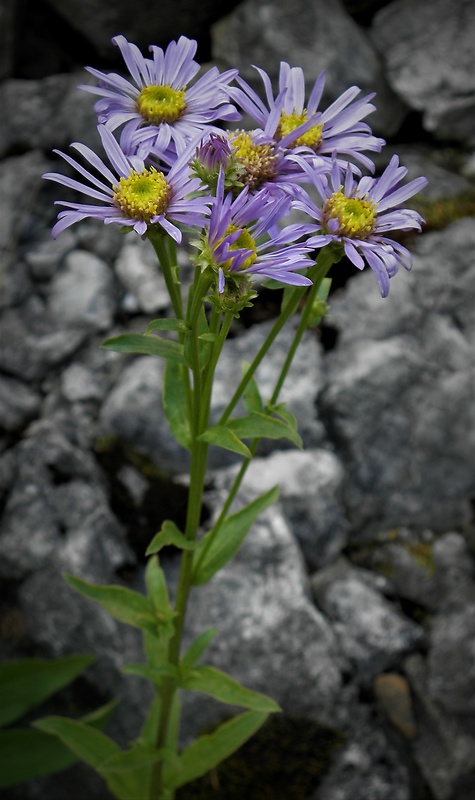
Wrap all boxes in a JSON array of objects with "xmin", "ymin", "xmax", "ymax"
[
  {"xmin": 197, "ymin": 425, "xmax": 252, "ymax": 458},
  {"xmin": 168, "ymin": 711, "xmax": 269, "ymax": 789},
  {"xmin": 163, "ymin": 358, "xmax": 191, "ymax": 450},
  {"xmin": 0, "ymin": 654, "xmax": 94, "ymax": 728},
  {"xmin": 0, "ymin": 698, "xmax": 118, "ymax": 789},
  {"xmin": 181, "ymin": 628, "xmax": 219, "ymax": 672},
  {"xmin": 181, "ymin": 665, "xmax": 281, "ymax": 712},
  {"xmin": 64, "ymin": 574, "xmax": 158, "ymax": 635},
  {"xmin": 144, "ymin": 318, "xmax": 189, "ymax": 334},
  {"xmin": 101, "ymin": 333, "xmax": 185, "ymax": 364},
  {"xmin": 145, "ymin": 521, "xmax": 196, "ymax": 556},
  {"xmin": 191, "ymin": 486, "xmax": 279, "ymax": 586},
  {"xmin": 241, "ymin": 362, "xmax": 264, "ymax": 414},
  {"xmin": 305, "ymin": 277, "xmax": 332, "ymax": 328}
]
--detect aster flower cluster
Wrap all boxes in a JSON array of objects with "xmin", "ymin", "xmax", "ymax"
[
  {"xmin": 45, "ymin": 34, "xmax": 427, "ymax": 300},
  {"xmin": 39, "ymin": 38, "xmax": 430, "ymax": 799}
]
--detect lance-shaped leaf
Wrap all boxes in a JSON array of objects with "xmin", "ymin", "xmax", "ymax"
[
  {"xmin": 191, "ymin": 486, "xmax": 279, "ymax": 586},
  {"xmin": 146, "ymin": 521, "xmax": 196, "ymax": 556},
  {"xmin": 64, "ymin": 574, "xmax": 158, "ymax": 634},
  {"xmin": 227, "ymin": 411, "xmax": 302, "ymax": 449},
  {"xmin": 163, "ymin": 359, "xmax": 191, "ymax": 450},
  {"xmin": 181, "ymin": 666, "xmax": 281, "ymax": 712},
  {"xmin": 305, "ymin": 277, "xmax": 332, "ymax": 328},
  {"xmin": 34, "ymin": 718, "xmax": 147, "ymax": 800},
  {"xmin": 169, "ymin": 711, "xmax": 269, "ymax": 789},
  {"xmin": 0, "ymin": 655, "xmax": 94, "ymax": 728},
  {"xmin": 145, "ymin": 318, "xmax": 189, "ymax": 334},
  {"xmin": 198, "ymin": 425, "xmax": 251, "ymax": 458},
  {"xmin": 101, "ymin": 333, "xmax": 185, "ymax": 364},
  {"xmin": 0, "ymin": 698, "xmax": 118, "ymax": 789},
  {"xmin": 267, "ymin": 401, "xmax": 298, "ymax": 432},
  {"xmin": 181, "ymin": 628, "xmax": 218, "ymax": 672},
  {"xmin": 122, "ymin": 663, "xmax": 179, "ymax": 687}
]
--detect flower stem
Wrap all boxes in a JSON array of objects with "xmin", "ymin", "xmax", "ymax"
[{"xmin": 147, "ymin": 300, "xmax": 231, "ymax": 800}]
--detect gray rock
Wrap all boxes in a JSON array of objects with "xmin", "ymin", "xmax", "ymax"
[
  {"xmin": 47, "ymin": 249, "xmax": 118, "ymax": 331},
  {"xmin": 405, "ymin": 653, "xmax": 475, "ymax": 800},
  {"xmin": 428, "ymin": 603, "xmax": 475, "ymax": 717},
  {"xmin": 0, "ymin": 72, "xmax": 99, "ymax": 159},
  {"xmin": 24, "ymin": 230, "xmax": 76, "ymax": 282},
  {"xmin": 114, "ymin": 240, "xmax": 172, "ymax": 315},
  {"xmin": 0, "ymin": 151, "xmax": 51, "ymax": 263},
  {"xmin": 61, "ymin": 363, "xmax": 107, "ymax": 403},
  {"xmin": 42, "ymin": 0, "xmax": 239, "ymax": 57},
  {"xmin": 0, "ymin": 297, "xmax": 87, "ymax": 382},
  {"xmin": 433, "ymin": 532, "xmax": 475, "ymax": 610},
  {"xmin": 98, "ymin": 355, "xmax": 190, "ymax": 474},
  {"xmin": 371, "ymin": 0, "xmax": 475, "ymax": 142},
  {"xmin": 212, "ymin": 318, "xmax": 327, "ymax": 454},
  {"xmin": 212, "ymin": 0, "xmax": 407, "ymax": 136},
  {"xmin": 319, "ymin": 219, "xmax": 475, "ymax": 534},
  {"xmin": 0, "ymin": 374, "xmax": 42, "ymax": 432},
  {"xmin": 313, "ymin": 563, "xmax": 423, "ymax": 681},
  {"xmin": 179, "ymin": 503, "xmax": 343, "ymax": 738},
  {"xmin": 18, "ymin": 567, "xmax": 152, "ymax": 746},
  {"xmin": 210, "ymin": 448, "xmax": 349, "ymax": 569},
  {"xmin": 311, "ymin": 700, "xmax": 411, "ymax": 800}
]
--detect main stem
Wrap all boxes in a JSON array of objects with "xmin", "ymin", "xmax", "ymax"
[{"xmin": 148, "ymin": 296, "xmax": 232, "ymax": 800}]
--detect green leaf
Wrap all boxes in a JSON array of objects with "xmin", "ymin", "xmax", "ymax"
[
  {"xmin": 145, "ymin": 556, "xmax": 172, "ymax": 615},
  {"xmin": 145, "ymin": 318, "xmax": 188, "ymax": 334},
  {"xmin": 64, "ymin": 574, "xmax": 157, "ymax": 634},
  {"xmin": 192, "ymin": 486, "xmax": 279, "ymax": 586},
  {"xmin": 0, "ymin": 655, "xmax": 94, "ymax": 728},
  {"xmin": 197, "ymin": 333, "xmax": 218, "ymax": 342},
  {"xmin": 146, "ymin": 521, "xmax": 196, "ymax": 556},
  {"xmin": 169, "ymin": 711, "xmax": 269, "ymax": 789},
  {"xmin": 182, "ymin": 666, "xmax": 281, "ymax": 712},
  {"xmin": 260, "ymin": 278, "xmax": 287, "ymax": 290},
  {"xmin": 181, "ymin": 628, "xmax": 218, "ymax": 672},
  {"xmin": 101, "ymin": 333, "xmax": 185, "ymax": 364},
  {"xmin": 0, "ymin": 698, "xmax": 118, "ymax": 789},
  {"xmin": 33, "ymin": 718, "xmax": 147, "ymax": 800},
  {"xmin": 197, "ymin": 425, "xmax": 251, "ymax": 458},
  {"xmin": 267, "ymin": 402, "xmax": 298, "ymax": 432},
  {"xmin": 163, "ymin": 359, "xmax": 191, "ymax": 450},
  {"xmin": 227, "ymin": 411, "xmax": 302, "ymax": 449},
  {"xmin": 99, "ymin": 743, "xmax": 163, "ymax": 773},
  {"xmin": 122, "ymin": 663, "xmax": 179, "ymax": 688},
  {"xmin": 0, "ymin": 729, "xmax": 77, "ymax": 788},
  {"xmin": 241, "ymin": 362, "xmax": 263, "ymax": 415}
]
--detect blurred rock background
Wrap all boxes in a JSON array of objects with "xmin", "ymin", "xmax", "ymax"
[{"xmin": 0, "ymin": 0, "xmax": 474, "ymax": 798}]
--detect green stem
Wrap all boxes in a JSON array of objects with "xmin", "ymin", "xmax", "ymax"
[
  {"xmin": 194, "ymin": 247, "xmax": 340, "ymax": 576},
  {"xmin": 218, "ymin": 248, "xmax": 337, "ymax": 426},
  {"xmin": 148, "ymin": 230, "xmax": 184, "ymax": 320},
  {"xmin": 147, "ymin": 300, "xmax": 231, "ymax": 800}
]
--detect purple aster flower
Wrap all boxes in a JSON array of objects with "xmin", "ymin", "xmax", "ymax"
[
  {"xmin": 43, "ymin": 125, "xmax": 211, "ymax": 242},
  {"xmin": 228, "ymin": 62, "xmax": 385, "ymax": 172},
  {"xmin": 80, "ymin": 35, "xmax": 240, "ymax": 157},
  {"xmin": 195, "ymin": 170, "xmax": 313, "ymax": 292},
  {"xmin": 192, "ymin": 129, "xmax": 329, "ymax": 198},
  {"xmin": 293, "ymin": 154, "xmax": 428, "ymax": 297}
]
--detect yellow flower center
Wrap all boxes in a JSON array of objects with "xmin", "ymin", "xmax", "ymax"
[
  {"xmin": 230, "ymin": 131, "xmax": 279, "ymax": 190},
  {"xmin": 113, "ymin": 168, "xmax": 171, "ymax": 222},
  {"xmin": 221, "ymin": 224, "xmax": 258, "ymax": 271},
  {"xmin": 324, "ymin": 191, "xmax": 377, "ymax": 238},
  {"xmin": 277, "ymin": 110, "xmax": 324, "ymax": 149},
  {"xmin": 137, "ymin": 85, "xmax": 186, "ymax": 125}
]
